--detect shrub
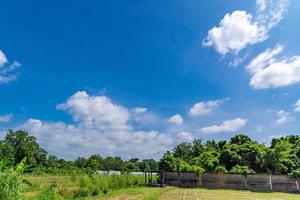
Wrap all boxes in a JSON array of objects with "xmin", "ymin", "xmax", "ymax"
[
  {"xmin": 32, "ymin": 188, "xmax": 64, "ymax": 200},
  {"xmin": 288, "ymin": 169, "xmax": 300, "ymax": 180},
  {"xmin": 78, "ymin": 176, "xmax": 90, "ymax": 188},
  {"xmin": 0, "ymin": 170, "xmax": 22, "ymax": 200},
  {"xmin": 75, "ymin": 187, "xmax": 89, "ymax": 197},
  {"xmin": 190, "ymin": 165, "xmax": 205, "ymax": 175},
  {"xmin": 0, "ymin": 158, "xmax": 26, "ymax": 200},
  {"xmin": 215, "ymin": 166, "xmax": 228, "ymax": 174},
  {"xmin": 229, "ymin": 165, "xmax": 255, "ymax": 175},
  {"xmin": 103, "ymin": 188, "xmax": 108, "ymax": 194}
]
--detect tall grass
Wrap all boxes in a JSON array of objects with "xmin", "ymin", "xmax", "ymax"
[
  {"xmin": 27, "ymin": 174, "xmax": 145, "ymax": 199},
  {"xmin": 0, "ymin": 170, "xmax": 22, "ymax": 200},
  {"xmin": 0, "ymin": 158, "xmax": 28, "ymax": 200},
  {"xmin": 75, "ymin": 174, "xmax": 145, "ymax": 197}
]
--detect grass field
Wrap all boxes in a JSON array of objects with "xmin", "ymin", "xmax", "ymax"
[{"xmin": 23, "ymin": 175, "xmax": 300, "ymax": 200}]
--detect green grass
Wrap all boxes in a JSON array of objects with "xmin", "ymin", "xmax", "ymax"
[
  {"xmin": 22, "ymin": 175, "xmax": 300, "ymax": 200},
  {"xmin": 84, "ymin": 187, "xmax": 170, "ymax": 199},
  {"xmin": 160, "ymin": 188, "xmax": 300, "ymax": 200}
]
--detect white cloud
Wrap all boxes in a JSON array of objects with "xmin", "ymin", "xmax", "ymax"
[
  {"xmin": 57, "ymin": 91, "xmax": 131, "ymax": 131},
  {"xmin": 256, "ymin": 0, "xmax": 289, "ymax": 30},
  {"xmin": 256, "ymin": 0, "xmax": 267, "ymax": 12},
  {"xmin": 199, "ymin": 118, "xmax": 247, "ymax": 134},
  {"xmin": 268, "ymin": 134, "xmax": 287, "ymax": 140},
  {"xmin": 0, "ymin": 114, "xmax": 13, "ymax": 123},
  {"xmin": 203, "ymin": 0, "xmax": 289, "ymax": 55},
  {"xmin": 133, "ymin": 107, "xmax": 147, "ymax": 114},
  {"xmin": 18, "ymin": 91, "xmax": 173, "ymax": 159},
  {"xmin": 0, "ymin": 50, "xmax": 21, "ymax": 85},
  {"xmin": 189, "ymin": 100, "xmax": 223, "ymax": 116},
  {"xmin": 294, "ymin": 99, "xmax": 300, "ymax": 112},
  {"xmin": 275, "ymin": 110, "xmax": 294, "ymax": 125},
  {"xmin": 167, "ymin": 114, "xmax": 183, "ymax": 125},
  {"xmin": 0, "ymin": 50, "xmax": 8, "ymax": 67},
  {"xmin": 246, "ymin": 45, "xmax": 300, "ymax": 89},
  {"xmin": 203, "ymin": 11, "xmax": 266, "ymax": 55},
  {"xmin": 177, "ymin": 131, "xmax": 193, "ymax": 142}
]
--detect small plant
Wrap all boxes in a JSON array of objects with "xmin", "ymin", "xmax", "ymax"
[
  {"xmin": 91, "ymin": 187, "xmax": 100, "ymax": 196},
  {"xmin": 102, "ymin": 188, "xmax": 108, "ymax": 194},
  {"xmin": 75, "ymin": 187, "xmax": 89, "ymax": 197},
  {"xmin": 79, "ymin": 176, "xmax": 90, "ymax": 188},
  {"xmin": 32, "ymin": 187, "xmax": 64, "ymax": 200}
]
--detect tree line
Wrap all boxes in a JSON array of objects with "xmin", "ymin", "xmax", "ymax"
[
  {"xmin": 159, "ymin": 134, "xmax": 300, "ymax": 178},
  {"xmin": 0, "ymin": 130, "xmax": 158, "ymax": 174},
  {"xmin": 0, "ymin": 130, "xmax": 300, "ymax": 178}
]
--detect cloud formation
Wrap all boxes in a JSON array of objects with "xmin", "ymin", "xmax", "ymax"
[
  {"xmin": 203, "ymin": 0, "xmax": 289, "ymax": 55},
  {"xmin": 246, "ymin": 45, "xmax": 300, "ymax": 89},
  {"xmin": 189, "ymin": 100, "xmax": 224, "ymax": 116},
  {"xmin": 132, "ymin": 107, "xmax": 147, "ymax": 114},
  {"xmin": 19, "ymin": 91, "xmax": 173, "ymax": 160},
  {"xmin": 294, "ymin": 100, "xmax": 300, "ymax": 112},
  {"xmin": 177, "ymin": 131, "xmax": 193, "ymax": 142},
  {"xmin": 199, "ymin": 118, "xmax": 247, "ymax": 134},
  {"xmin": 0, "ymin": 50, "xmax": 8, "ymax": 67},
  {"xmin": 0, "ymin": 114, "xmax": 13, "ymax": 123},
  {"xmin": 168, "ymin": 114, "xmax": 183, "ymax": 125},
  {"xmin": 0, "ymin": 50, "xmax": 21, "ymax": 84},
  {"xmin": 275, "ymin": 110, "xmax": 294, "ymax": 125}
]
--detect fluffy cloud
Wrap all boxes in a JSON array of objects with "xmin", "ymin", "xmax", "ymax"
[
  {"xmin": 203, "ymin": 0, "xmax": 289, "ymax": 55},
  {"xmin": 294, "ymin": 100, "xmax": 300, "ymax": 112},
  {"xmin": 203, "ymin": 11, "xmax": 266, "ymax": 55},
  {"xmin": 0, "ymin": 50, "xmax": 21, "ymax": 84},
  {"xmin": 57, "ymin": 91, "xmax": 131, "ymax": 131},
  {"xmin": 167, "ymin": 114, "xmax": 183, "ymax": 125},
  {"xmin": 0, "ymin": 50, "xmax": 8, "ymax": 67},
  {"xmin": 246, "ymin": 45, "xmax": 300, "ymax": 89},
  {"xmin": 18, "ymin": 91, "xmax": 173, "ymax": 159},
  {"xmin": 177, "ymin": 131, "xmax": 193, "ymax": 142},
  {"xmin": 0, "ymin": 114, "xmax": 13, "ymax": 123},
  {"xmin": 132, "ymin": 107, "xmax": 147, "ymax": 114},
  {"xmin": 199, "ymin": 118, "xmax": 247, "ymax": 134},
  {"xmin": 189, "ymin": 100, "xmax": 223, "ymax": 116},
  {"xmin": 275, "ymin": 110, "xmax": 294, "ymax": 125}
]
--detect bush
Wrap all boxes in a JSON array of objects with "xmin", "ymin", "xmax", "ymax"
[
  {"xmin": 75, "ymin": 187, "xmax": 89, "ymax": 197},
  {"xmin": 32, "ymin": 188, "xmax": 64, "ymax": 200},
  {"xmin": 215, "ymin": 166, "xmax": 228, "ymax": 174},
  {"xmin": 190, "ymin": 165, "xmax": 205, "ymax": 175},
  {"xmin": 288, "ymin": 169, "xmax": 300, "ymax": 180},
  {"xmin": 78, "ymin": 176, "xmax": 90, "ymax": 188},
  {"xmin": 0, "ymin": 159, "xmax": 26, "ymax": 200},
  {"xmin": 0, "ymin": 170, "xmax": 22, "ymax": 200},
  {"xmin": 229, "ymin": 165, "xmax": 255, "ymax": 175}
]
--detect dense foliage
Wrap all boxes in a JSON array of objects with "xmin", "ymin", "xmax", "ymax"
[
  {"xmin": 0, "ymin": 130, "xmax": 300, "ymax": 177},
  {"xmin": 159, "ymin": 134, "xmax": 300, "ymax": 176}
]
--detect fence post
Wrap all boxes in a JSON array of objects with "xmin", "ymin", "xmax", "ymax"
[
  {"xmin": 198, "ymin": 174, "xmax": 202, "ymax": 187},
  {"xmin": 178, "ymin": 172, "xmax": 181, "ymax": 187},
  {"xmin": 244, "ymin": 175, "xmax": 248, "ymax": 190},
  {"xmin": 296, "ymin": 180, "xmax": 299, "ymax": 192},
  {"xmin": 269, "ymin": 175, "xmax": 273, "ymax": 191}
]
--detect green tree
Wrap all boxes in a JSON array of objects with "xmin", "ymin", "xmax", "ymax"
[
  {"xmin": 159, "ymin": 152, "xmax": 178, "ymax": 171},
  {"xmin": 173, "ymin": 142, "xmax": 193, "ymax": 162},
  {"xmin": 4, "ymin": 130, "xmax": 47, "ymax": 166}
]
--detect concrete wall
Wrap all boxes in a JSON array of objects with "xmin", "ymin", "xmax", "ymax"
[{"xmin": 164, "ymin": 172, "xmax": 300, "ymax": 193}]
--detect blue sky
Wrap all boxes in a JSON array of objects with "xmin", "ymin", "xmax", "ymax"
[{"xmin": 0, "ymin": 0, "xmax": 300, "ymax": 160}]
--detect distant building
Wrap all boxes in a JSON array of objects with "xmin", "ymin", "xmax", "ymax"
[
  {"xmin": 94, "ymin": 170, "xmax": 121, "ymax": 176},
  {"xmin": 130, "ymin": 172, "xmax": 144, "ymax": 176}
]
